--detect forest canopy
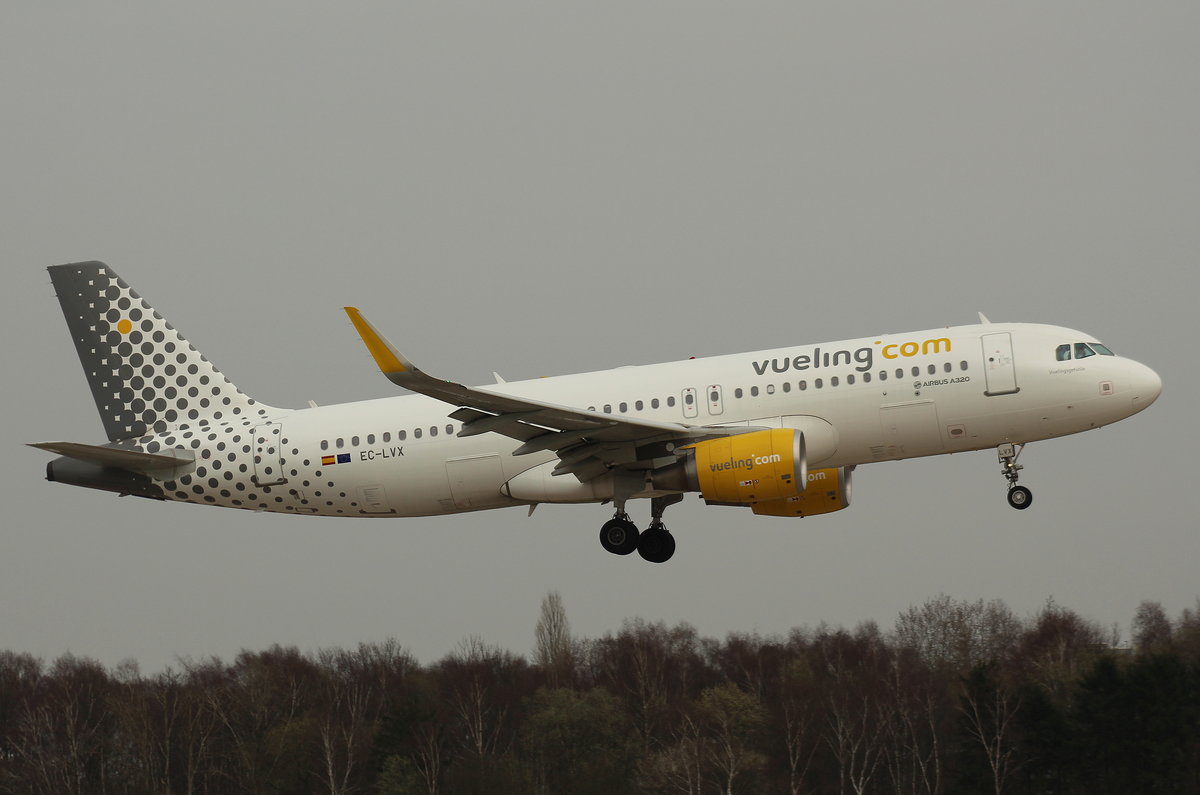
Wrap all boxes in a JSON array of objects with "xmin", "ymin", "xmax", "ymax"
[{"xmin": 1, "ymin": 594, "xmax": 1198, "ymax": 794}]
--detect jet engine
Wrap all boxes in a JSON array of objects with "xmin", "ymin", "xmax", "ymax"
[
  {"xmin": 653, "ymin": 428, "xmax": 807, "ymax": 505},
  {"xmin": 750, "ymin": 466, "xmax": 853, "ymax": 517}
]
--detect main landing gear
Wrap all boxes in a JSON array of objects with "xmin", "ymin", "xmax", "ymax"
[
  {"xmin": 998, "ymin": 443, "xmax": 1033, "ymax": 510},
  {"xmin": 599, "ymin": 495, "xmax": 682, "ymax": 563}
]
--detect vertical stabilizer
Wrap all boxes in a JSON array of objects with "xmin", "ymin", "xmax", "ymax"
[{"xmin": 48, "ymin": 261, "xmax": 275, "ymax": 441}]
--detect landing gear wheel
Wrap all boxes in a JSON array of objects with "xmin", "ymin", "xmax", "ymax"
[
  {"xmin": 1007, "ymin": 485, "xmax": 1033, "ymax": 510},
  {"xmin": 637, "ymin": 528, "xmax": 676, "ymax": 563},
  {"xmin": 600, "ymin": 518, "xmax": 640, "ymax": 555}
]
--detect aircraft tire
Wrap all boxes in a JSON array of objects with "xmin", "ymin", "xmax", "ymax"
[
  {"xmin": 1007, "ymin": 485, "xmax": 1033, "ymax": 510},
  {"xmin": 600, "ymin": 519, "xmax": 640, "ymax": 555},
  {"xmin": 637, "ymin": 529, "xmax": 676, "ymax": 563}
]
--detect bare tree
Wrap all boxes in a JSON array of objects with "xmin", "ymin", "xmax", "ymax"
[
  {"xmin": 1132, "ymin": 600, "xmax": 1173, "ymax": 654},
  {"xmin": 11, "ymin": 654, "xmax": 111, "ymax": 795},
  {"xmin": 588, "ymin": 619, "xmax": 702, "ymax": 748},
  {"xmin": 778, "ymin": 657, "xmax": 820, "ymax": 795},
  {"xmin": 1017, "ymin": 599, "xmax": 1107, "ymax": 705},
  {"xmin": 698, "ymin": 682, "xmax": 767, "ymax": 795},
  {"xmin": 409, "ymin": 718, "xmax": 449, "ymax": 795},
  {"xmin": 533, "ymin": 591, "xmax": 575, "ymax": 689},
  {"xmin": 204, "ymin": 646, "xmax": 319, "ymax": 793},
  {"xmin": 819, "ymin": 626, "xmax": 890, "ymax": 795},
  {"xmin": 958, "ymin": 664, "xmax": 1021, "ymax": 795},
  {"xmin": 317, "ymin": 649, "xmax": 374, "ymax": 795},
  {"xmin": 882, "ymin": 649, "xmax": 949, "ymax": 795},
  {"xmin": 895, "ymin": 595, "xmax": 1021, "ymax": 674},
  {"xmin": 638, "ymin": 715, "xmax": 704, "ymax": 795}
]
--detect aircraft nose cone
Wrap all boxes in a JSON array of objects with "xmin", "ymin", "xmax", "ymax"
[{"xmin": 1129, "ymin": 362, "xmax": 1163, "ymax": 410}]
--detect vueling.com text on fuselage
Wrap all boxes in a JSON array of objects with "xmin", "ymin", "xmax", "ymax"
[{"xmin": 751, "ymin": 337, "xmax": 952, "ymax": 376}]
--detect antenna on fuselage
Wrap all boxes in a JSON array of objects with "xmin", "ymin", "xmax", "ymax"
[{"xmin": 978, "ymin": 312, "xmax": 992, "ymax": 324}]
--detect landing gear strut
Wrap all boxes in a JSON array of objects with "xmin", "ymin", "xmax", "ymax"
[
  {"xmin": 598, "ymin": 495, "xmax": 683, "ymax": 562},
  {"xmin": 998, "ymin": 443, "xmax": 1033, "ymax": 510}
]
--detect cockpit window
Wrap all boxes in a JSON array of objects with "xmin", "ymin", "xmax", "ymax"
[
  {"xmin": 1056, "ymin": 344, "xmax": 1072, "ymax": 361},
  {"xmin": 1074, "ymin": 343, "xmax": 1096, "ymax": 359},
  {"xmin": 1091, "ymin": 342, "xmax": 1115, "ymax": 356}
]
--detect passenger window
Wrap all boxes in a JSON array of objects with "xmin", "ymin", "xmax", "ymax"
[
  {"xmin": 336, "ymin": 438, "xmax": 344, "ymax": 449},
  {"xmin": 750, "ymin": 386, "xmax": 759, "ymax": 397},
  {"xmin": 863, "ymin": 372, "xmax": 872, "ymax": 383},
  {"xmin": 799, "ymin": 380, "xmax": 807, "ymax": 391},
  {"xmin": 847, "ymin": 374, "xmax": 855, "ymax": 385},
  {"xmin": 928, "ymin": 365, "xmax": 936, "ymax": 375},
  {"xmin": 960, "ymin": 360, "xmax": 968, "ymax": 370},
  {"xmin": 588, "ymin": 406, "xmax": 596, "ymax": 411},
  {"xmin": 446, "ymin": 425, "xmax": 453, "ymax": 435},
  {"xmin": 1056, "ymin": 344, "xmax": 1072, "ymax": 361},
  {"xmin": 429, "ymin": 426, "xmax": 437, "ymax": 437},
  {"xmin": 667, "ymin": 396, "xmax": 676, "ymax": 407},
  {"xmin": 1075, "ymin": 343, "xmax": 1096, "ymax": 359},
  {"xmin": 684, "ymin": 394, "xmax": 694, "ymax": 405},
  {"xmin": 879, "ymin": 371, "xmax": 887, "ymax": 381},
  {"xmin": 398, "ymin": 430, "xmax": 406, "ymax": 441},
  {"xmin": 651, "ymin": 398, "xmax": 660, "ymax": 409},
  {"xmin": 782, "ymin": 382, "xmax": 791, "ymax": 393},
  {"xmin": 896, "ymin": 369, "xmax": 904, "ymax": 379},
  {"xmin": 734, "ymin": 388, "xmax": 743, "ymax": 398},
  {"xmin": 367, "ymin": 434, "xmax": 375, "ymax": 445},
  {"xmin": 944, "ymin": 362, "xmax": 952, "ymax": 373},
  {"xmin": 815, "ymin": 378, "xmax": 823, "ymax": 389},
  {"xmin": 620, "ymin": 402, "xmax": 628, "ymax": 412},
  {"xmin": 766, "ymin": 384, "xmax": 775, "ymax": 395},
  {"xmin": 604, "ymin": 404, "xmax": 612, "ymax": 413},
  {"xmin": 636, "ymin": 400, "xmax": 644, "ymax": 411},
  {"xmin": 414, "ymin": 428, "xmax": 422, "ymax": 439},
  {"xmin": 830, "ymin": 377, "xmax": 839, "ymax": 387},
  {"xmin": 383, "ymin": 432, "xmax": 391, "ymax": 443},
  {"xmin": 320, "ymin": 440, "xmax": 328, "ymax": 450},
  {"xmin": 911, "ymin": 367, "xmax": 920, "ymax": 377}
]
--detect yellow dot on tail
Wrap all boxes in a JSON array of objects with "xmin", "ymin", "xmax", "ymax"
[{"xmin": 117, "ymin": 318, "xmax": 133, "ymax": 334}]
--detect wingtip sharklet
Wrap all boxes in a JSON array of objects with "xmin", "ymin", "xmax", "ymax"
[{"xmin": 344, "ymin": 307, "xmax": 412, "ymax": 376}]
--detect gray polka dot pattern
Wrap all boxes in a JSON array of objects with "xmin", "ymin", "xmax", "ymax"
[
  {"xmin": 49, "ymin": 262, "xmax": 267, "ymax": 442},
  {"xmin": 45, "ymin": 262, "xmax": 325, "ymax": 515}
]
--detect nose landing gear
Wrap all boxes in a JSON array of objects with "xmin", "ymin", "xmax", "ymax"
[{"xmin": 998, "ymin": 443, "xmax": 1033, "ymax": 510}]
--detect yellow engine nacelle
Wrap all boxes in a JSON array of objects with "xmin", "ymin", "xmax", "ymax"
[
  {"xmin": 751, "ymin": 466, "xmax": 853, "ymax": 517},
  {"xmin": 683, "ymin": 428, "xmax": 807, "ymax": 505}
]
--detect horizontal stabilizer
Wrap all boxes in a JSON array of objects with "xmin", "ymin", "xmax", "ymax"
[{"xmin": 29, "ymin": 441, "xmax": 195, "ymax": 479}]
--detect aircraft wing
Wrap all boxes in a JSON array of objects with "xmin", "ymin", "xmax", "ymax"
[{"xmin": 345, "ymin": 308, "xmax": 735, "ymax": 480}]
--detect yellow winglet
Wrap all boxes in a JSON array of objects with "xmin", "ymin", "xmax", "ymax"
[{"xmin": 344, "ymin": 307, "xmax": 410, "ymax": 374}]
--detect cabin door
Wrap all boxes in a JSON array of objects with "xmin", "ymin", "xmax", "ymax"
[
  {"xmin": 982, "ymin": 333, "xmax": 1019, "ymax": 396},
  {"xmin": 252, "ymin": 422, "xmax": 287, "ymax": 486}
]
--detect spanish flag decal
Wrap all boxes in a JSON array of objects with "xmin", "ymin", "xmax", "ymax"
[{"xmin": 321, "ymin": 455, "xmax": 335, "ymax": 466}]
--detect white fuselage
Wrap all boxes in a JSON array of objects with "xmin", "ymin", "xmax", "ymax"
[{"xmin": 141, "ymin": 322, "xmax": 1160, "ymax": 518}]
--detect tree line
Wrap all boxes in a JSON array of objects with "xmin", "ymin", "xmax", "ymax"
[{"xmin": 1, "ymin": 594, "xmax": 1198, "ymax": 794}]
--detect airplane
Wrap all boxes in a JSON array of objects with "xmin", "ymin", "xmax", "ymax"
[{"xmin": 32, "ymin": 262, "xmax": 1162, "ymax": 563}]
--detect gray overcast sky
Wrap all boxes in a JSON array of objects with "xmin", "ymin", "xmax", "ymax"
[{"xmin": 2, "ymin": 2, "xmax": 1196, "ymax": 672}]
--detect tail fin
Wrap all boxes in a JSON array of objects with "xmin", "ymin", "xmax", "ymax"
[{"xmin": 48, "ymin": 261, "xmax": 274, "ymax": 441}]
